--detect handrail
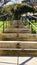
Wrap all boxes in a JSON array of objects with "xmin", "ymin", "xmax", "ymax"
[
  {"xmin": 0, "ymin": 13, "xmax": 8, "ymax": 18},
  {"xmin": 27, "ymin": 19, "xmax": 37, "ymax": 31},
  {"xmin": 27, "ymin": 19, "xmax": 36, "ymax": 28},
  {"xmin": 30, "ymin": 15, "xmax": 37, "ymax": 19}
]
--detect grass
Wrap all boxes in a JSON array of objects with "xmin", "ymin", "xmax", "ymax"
[{"xmin": 0, "ymin": 21, "xmax": 11, "ymax": 33}]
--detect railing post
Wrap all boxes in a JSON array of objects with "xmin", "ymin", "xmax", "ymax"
[
  {"xmin": 3, "ymin": 21, "xmax": 4, "ymax": 33},
  {"xmin": 17, "ymin": 56, "xmax": 19, "ymax": 65},
  {"xmin": 6, "ymin": 21, "xmax": 7, "ymax": 28},
  {"xmin": 36, "ymin": 29, "xmax": 37, "ymax": 40}
]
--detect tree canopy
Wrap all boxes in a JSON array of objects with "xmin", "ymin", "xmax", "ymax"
[
  {"xmin": 0, "ymin": 3, "xmax": 36, "ymax": 20},
  {"xmin": 13, "ymin": 3, "xmax": 36, "ymax": 19}
]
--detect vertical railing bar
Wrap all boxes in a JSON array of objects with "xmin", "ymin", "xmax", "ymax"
[
  {"xmin": 5, "ymin": 20, "xmax": 7, "ymax": 28},
  {"xmin": 17, "ymin": 56, "xmax": 19, "ymax": 65},
  {"xmin": 3, "ymin": 21, "xmax": 4, "ymax": 33}
]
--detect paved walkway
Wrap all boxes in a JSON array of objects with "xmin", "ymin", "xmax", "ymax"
[{"xmin": 0, "ymin": 57, "xmax": 37, "ymax": 65}]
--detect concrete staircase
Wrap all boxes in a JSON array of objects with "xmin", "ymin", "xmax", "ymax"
[
  {"xmin": 0, "ymin": 20, "xmax": 37, "ymax": 41},
  {"xmin": 4, "ymin": 20, "xmax": 31, "ymax": 33}
]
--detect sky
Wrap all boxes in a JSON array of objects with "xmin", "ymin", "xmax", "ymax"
[
  {"xmin": 0, "ymin": 0, "xmax": 23, "ymax": 6},
  {"xmin": 6, "ymin": 0, "xmax": 15, "ymax": 5},
  {"xmin": 6, "ymin": 0, "xmax": 23, "ymax": 5},
  {"xmin": 0, "ymin": 0, "xmax": 16, "ymax": 6}
]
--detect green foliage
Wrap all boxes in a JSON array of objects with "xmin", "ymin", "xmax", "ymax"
[
  {"xmin": 31, "ymin": 20, "xmax": 35, "ymax": 23},
  {"xmin": 26, "ymin": 19, "xmax": 37, "ymax": 33},
  {"xmin": 29, "ymin": 21, "xmax": 37, "ymax": 33},
  {"xmin": 0, "ymin": 21, "xmax": 10, "ymax": 33},
  {"xmin": 0, "ymin": 3, "xmax": 36, "ymax": 20},
  {"xmin": 31, "ymin": 25, "xmax": 36, "ymax": 33},
  {"xmin": 14, "ymin": 3, "xmax": 35, "ymax": 20}
]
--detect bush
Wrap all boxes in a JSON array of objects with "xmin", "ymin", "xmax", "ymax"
[{"xmin": 31, "ymin": 20, "xmax": 35, "ymax": 23}]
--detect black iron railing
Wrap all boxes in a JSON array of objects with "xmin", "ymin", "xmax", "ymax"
[{"xmin": 0, "ymin": 14, "xmax": 13, "ymax": 33}]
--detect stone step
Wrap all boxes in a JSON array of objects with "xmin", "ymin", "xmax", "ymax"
[
  {"xmin": 1, "ymin": 33, "xmax": 37, "ymax": 41},
  {"xmin": 7, "ymin": 24, "xmax": 28, "ymax": 28},
  {"xmin": 0, "ymin": 41, "xmax": 37, "ymax": 56},
  {"xmin": 0, "ymin": 49, "xmax": 37, "ymax": 56},
  {"xmin": 0, "ymin": 41, "xmax": 37, "ymax": 49},
  {"xmin": 8, "ymin": 24, "xmax": 25, "ymax": 28},
  {"xmin": 4, "ymin": 28, "xmax": 31, "ymax": 33}
]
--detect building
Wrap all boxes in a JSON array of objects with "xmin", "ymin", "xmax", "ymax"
[
  {"xmin": 0, "ymin": 0, "xmax": 10, "ymax": 3},
  {"xmin": 0, "ymin": 0, "xmax": 10, "ymax": 7}
]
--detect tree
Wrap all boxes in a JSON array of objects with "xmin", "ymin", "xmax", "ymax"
[
  {"xmin": 13, "ymin": 3, "xmax": 36, "ymax": 20},
  {"xmin": 0, "ymin": 3, "xmax": 36, "ymax": 20}
]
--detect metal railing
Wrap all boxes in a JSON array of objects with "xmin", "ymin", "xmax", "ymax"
[
  {"xmin": 0, "ymin": 14, "xmax": 13, "ymax": 33},
  {"xmin": 27, "ymin": 19, "xmax": 37, "ymax": 39},
  {"xmin": 27, "ymin": 19, "xmax": 37, "ymax": 32}
]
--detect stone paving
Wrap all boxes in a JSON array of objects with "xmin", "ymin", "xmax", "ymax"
[{"xmin": 0, "ymin": 57, "xmax": 37, "ymax": 65}]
